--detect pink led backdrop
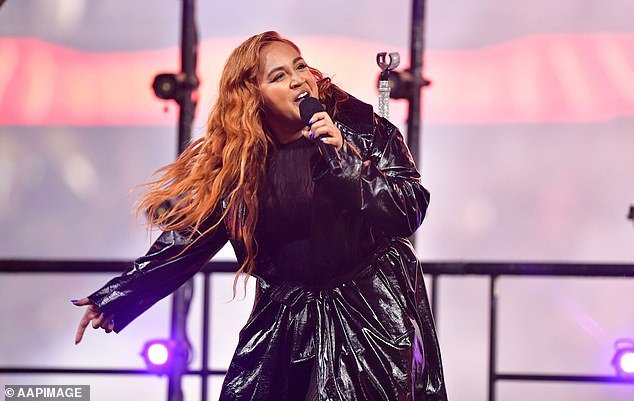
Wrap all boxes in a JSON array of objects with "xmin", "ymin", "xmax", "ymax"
[{"xmin": 1, "ymin": 33, "xmax": 632, "ymax": 126}]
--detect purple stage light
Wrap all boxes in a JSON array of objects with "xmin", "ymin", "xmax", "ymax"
[
  {"xmin": 141, "ymin": 339, "xmax": 178, "ymax": 374},
  {"xmin": 147, "ymin": 343, "xmax": 170, "ymax": 365},
  {"xmin": 611, "ymin": 338, "xmax": 634, "ymax": 377},
  {"xmin": 615, "ymin": 350, "xmax": 634, "ymax": 374}
]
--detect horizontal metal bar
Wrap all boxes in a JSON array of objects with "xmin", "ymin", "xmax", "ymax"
[
  {"xmin": 0, "ymin": 260, "xmax": 238, "ymax": 273},
  {"xmin": 0, "ymin": 367, "xmax": 228, "ymax": 376},
  {"xmin": 4, "ymin": 368, "xmax": 632, "ymax": 384},
  {"xmin": 497, "ymin": 373, "xmax": 634, "ymax": 384},
  {"xmin": 0, "ymin": 260, "xmax": 632, "ymax": 276},
  {"xmin": 422, "ymin": 262, "xmax": 634, "ymax": 277}
]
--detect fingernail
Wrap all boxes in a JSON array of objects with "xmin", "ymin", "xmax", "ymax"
[
  {"xmin": 70, "ymin": 299, "xmax": 78, "ymax": 303},
  {"xmin": 309, "ymin": 117, "xmax": 314, "ymax": 124},
  {"xmin": 309, "ymin": 132, "xmax": 314, "ymax": 139}
]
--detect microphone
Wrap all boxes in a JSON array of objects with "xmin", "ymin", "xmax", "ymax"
[{"xmin": 299, "ymin": 97, "xmax": 343, "ymax": 175}]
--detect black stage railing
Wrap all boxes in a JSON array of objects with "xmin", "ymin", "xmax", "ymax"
[{"xmin": 1, "ymin": 260, "xmax": 633, "ymax": 401}]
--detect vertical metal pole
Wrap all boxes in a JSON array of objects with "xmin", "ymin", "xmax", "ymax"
[
  {"xmin": 168, "ymin": 285, "xmax": 191, "ymax": 401},
  {"xmin": 168, "ymin": 1, "xmax": 199, "ymax": 400},
  {"xmin": 178, "ymin": 0, "xmax": 199, "ymax": 154},
  {"xmin": 201, "ymin": 272, "xmax": 211, "ymax": 401},
  {"xmin": 406, "ymin": 0, "xmax": 427, "ymax": 165},
  {"xmin": 488, "ymin": 275, "xmax": 498, "ymax": 401},
  {"xmin": 407, "ymin": 0, "xmax": 427, "ymax": 248}
]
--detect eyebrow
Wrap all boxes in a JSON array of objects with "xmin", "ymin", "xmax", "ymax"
[{"xmin": 266, "ymin": 57, "xmax": 304, "ymax": 79}]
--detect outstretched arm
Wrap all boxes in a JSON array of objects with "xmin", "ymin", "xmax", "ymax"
[{"xmin": 77, "ymin": 209, "xmax": 229, "ymax": 337}]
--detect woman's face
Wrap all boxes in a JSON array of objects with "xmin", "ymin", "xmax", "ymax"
[{"xmin": 257, "ymin": 41, "xmax": 319, "ymax": 130}]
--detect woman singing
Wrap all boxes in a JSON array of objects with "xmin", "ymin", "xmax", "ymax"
[{"xmin": 73, "ymin": 31, "xmax": 448, "ymax": 401}]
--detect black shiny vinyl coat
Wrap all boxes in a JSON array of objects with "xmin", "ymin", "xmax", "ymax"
[{"xmin": 87, "ymin": 96, "xmax": 448, "ymax": 401}]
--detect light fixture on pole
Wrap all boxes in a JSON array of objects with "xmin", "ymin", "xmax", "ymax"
[{"xmin": 611, "ymin": 338, "xmax": 634, "ymax": 377}]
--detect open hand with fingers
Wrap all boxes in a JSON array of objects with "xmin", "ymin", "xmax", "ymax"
[{"xmin": 72, "ymin": 298, "xmax": 114, "ymax": 344}]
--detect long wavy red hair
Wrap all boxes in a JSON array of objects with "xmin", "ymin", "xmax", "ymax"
[{"xmin": 133, "ymin": 31, "xmax": 348, "ymax": 298}]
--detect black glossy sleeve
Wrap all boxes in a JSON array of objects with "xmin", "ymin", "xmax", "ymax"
[
  {"xmin": 313, "ymin": 116, "xmax": 430, "ymax": 238},
  {"xmin": 86, "ymin": 212, "xmax": 229, "ymax": 333}
]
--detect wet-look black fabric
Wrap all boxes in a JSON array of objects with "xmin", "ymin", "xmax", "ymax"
[{"xmin": 87, "ymin": 96, "xmax": 448, "ymax": 400}]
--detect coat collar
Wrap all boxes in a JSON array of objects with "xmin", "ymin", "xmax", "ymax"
[{"xmin": 325, "ymin": 93, "xmax": 375, "ymax": 137}]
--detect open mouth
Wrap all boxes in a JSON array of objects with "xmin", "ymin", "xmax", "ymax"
[{"xmin": 294, "ymin": 90, "xmax": 310, "ymax": 103}]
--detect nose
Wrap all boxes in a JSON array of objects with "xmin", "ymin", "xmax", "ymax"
[{"xmin": 290, "ymin": 72, "xmax": 304, "ymax": 88}]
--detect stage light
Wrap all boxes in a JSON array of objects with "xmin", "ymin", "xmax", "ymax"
[
  {"xmin": 147, "ymin": 343, "xmax": 169, "ymax": 365},
  {"xmin": 141, "ymin": 339, "xmax": 180, "ymax": 375},
  {"xmin": 611, "ymin": 338, "xmax": 634, "ymax": 377},
  {"xmin": 152, "ymin": 72, "xmax": 198, "ymax": 102},
  {"xmin": 152, "ymin": 73, "xmax": 182, "ymax": 100}
]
